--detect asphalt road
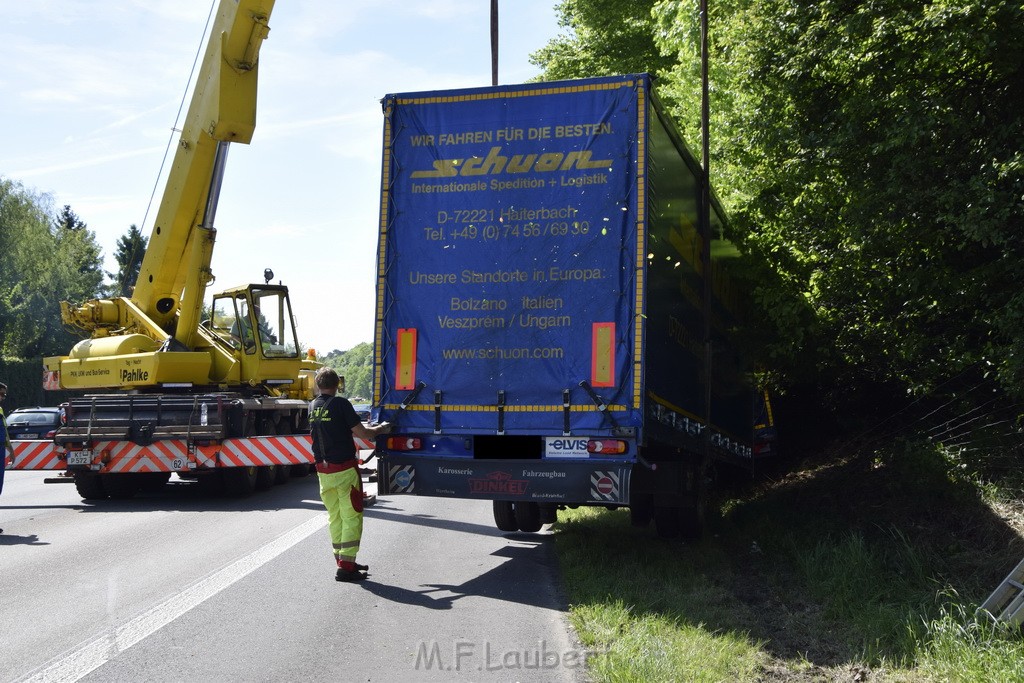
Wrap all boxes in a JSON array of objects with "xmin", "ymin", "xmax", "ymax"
[{"xmin": 0, "ymin": 467, "xmax": 589, "ymax": 683}]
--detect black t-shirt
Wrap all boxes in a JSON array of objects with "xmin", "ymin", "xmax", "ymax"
[{"xmin": 309, "ymin": 394, "xmax": 361, "ymax": 463}]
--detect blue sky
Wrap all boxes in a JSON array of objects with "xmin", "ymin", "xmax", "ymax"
[{"xmin": 0, "ymin": 0, "xmax": 563, "ymax": 355}]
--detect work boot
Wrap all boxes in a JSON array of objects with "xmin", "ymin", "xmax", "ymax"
[
  {"xmin": 363, "ymin": 493, "xmax": 377, "ymax": 507},
  {"xmin": 336, "ymin": 560, "xmax": 368, "ymax": 571},
  {"xmin": 335, "ymin": 567, "xmax": 368, "ymax": 582}
]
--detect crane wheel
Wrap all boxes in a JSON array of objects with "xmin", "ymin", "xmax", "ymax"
[
  {"xmin": 255, "ymin": 466, "xmax": 275, "ymax": 490},
  {"xmin": 74, "ymin": 472, "xmax": 107, "ymax": 501},
  {"xmin": 223, "ymin": 466, "xmax": 258, "ymax": 496}
]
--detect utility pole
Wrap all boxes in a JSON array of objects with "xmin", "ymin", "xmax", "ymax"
[
  {"xmin": 700, "ymin": 0, "xmax": 714, "ymax": 468},
  {"xmin": 490, "ymin": 0, "xmax": 499, "ymax": 85}
]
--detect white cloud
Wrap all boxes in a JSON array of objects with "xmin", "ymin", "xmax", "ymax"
[{"xmin": 11, "ymin": 146, "xmax": 163, "ymax": 179}]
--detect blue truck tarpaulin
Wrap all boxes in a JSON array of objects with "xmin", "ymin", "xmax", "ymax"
[{"xmin": 376, "ymin": 75, "xmax": 648, "ymax": 436}]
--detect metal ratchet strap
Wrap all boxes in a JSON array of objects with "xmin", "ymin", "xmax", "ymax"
[
  {"xmin": 579, "ymin": 380, "xmax": 619, "ymax": 429},
  {"xmin": 391, "ymin": 381, "xmax": 427, "ymax": 430}
]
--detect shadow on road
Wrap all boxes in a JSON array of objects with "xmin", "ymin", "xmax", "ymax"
[
  {"xmin": 0, "ymin": 532, "xmax": 49, "ymax": 546},
  {"xmin": 58, "ymin": 475, "xmax": 325, "ymax": 514},
  {"xmin": 364, "ymin": 501, "xmax": 521, "ymax": 538},
  {"xmin": 0, "ymin": 504, "xmax": 86, "ymax": 511},
  {"xmin": 359, "ymin": 580, "xmax": 458, "ymax": 610},
  {"xmin": 360, "ymin": 538, "xmax": 564, "ymax": 613}
]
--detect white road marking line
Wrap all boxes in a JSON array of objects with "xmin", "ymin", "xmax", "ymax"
[{"xmin": 20, "ymin": 515, "xmax": 327, "ymax": 683}]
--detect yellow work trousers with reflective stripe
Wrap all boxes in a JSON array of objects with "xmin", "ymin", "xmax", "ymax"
[{"xmin": 318, "ymin": 467, "xmax": 363, "ymax": 566}]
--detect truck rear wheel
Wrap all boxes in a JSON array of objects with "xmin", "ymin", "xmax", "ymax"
[
  {"xmin": 290, "ymin": 463, "xmax": 313, "ymax": 477},
  {"xmin": 493, "ymin": 501, "xmax": 518, "ymax": 532},
  {"xmin": 538, "ymin": 503, "xmax": 558, "ymax": 525},
  {"xmin": 514, "ymin": 501, "xmax": 543, "ymax": 533},
  {"xmin": 74, "ymin": 472, "xmax": 107, "ymax": 501},
  {"xmin": 678, "ymin": 505, "xmax": 705, "ymax": 541},
  {"xmin": 653, "ymin": 504, "xmax": 705, "ymax": 541},
  {"xmin": 139, "ymin": 472, "xmax": 171, "ymax": 493},
  {"xmin": 654, "ymin": 505, "xmax": 681, "ymax": 539},
  {"xmin": 629, "ymin": 494, "xmax": 654, "ymax": 527},
  {"xmin": 223, "ymin": 466, "xmax": 258, "ymax": 496},
  {"xmin": 196, "ymin": 472, "xmax": 225, "ymax": 496},
  {"xmin": 103, "ymin": 473, "xmax": 140, "ymax": 499},
  {"xmin": 255, "ymin": 466, "xmax": 276, "ymax": 490},
  {"xmin": 273, "ymin": 462, "xmax": 291, "ymax": 485}
]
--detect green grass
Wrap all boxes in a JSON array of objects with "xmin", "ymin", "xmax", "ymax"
[
  {"xmin": 917, "ymin": 601, "xmax": 1024, "ymax": 682},
  {"xmin": 555, "ymin": 507, "xmax": 765, "ymax": 682},
  {"xmin": 552, "ymin": 443, "xmax": 1024, "ymax": 682}
]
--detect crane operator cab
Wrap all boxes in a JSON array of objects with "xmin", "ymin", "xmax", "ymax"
[{"xmin": 210, "ymin": 286, "xmax": 299, "ymax": 359}]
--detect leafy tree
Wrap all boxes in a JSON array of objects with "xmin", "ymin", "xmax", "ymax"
[
  {"xmin": 55, "ymin": 204, "xmax": 87, "ymax": 231},
  {"xmin": 533, "ymin": 0, "xmax": 1024, "ymax": 402},
  {"xmin": 687, "ymin": 0, "xmax": 1023, "ymax": 395},
  {"xmin": 47, "ymin": 219, "xmax": 105, "ymax": 354},
  {"xmin": 53, "ymin": 205, "xmax": 104, "ymax": 296},
  {"xmin": 321, "ymin": 342, "xmax": 373, "ymax": 401},
  {"xmin": 0, "ymin": 178, "xmax": 104, "ymax": 358},
  {"xmin": 107, "ymin": 224, "xmax": 148, "ymax": 298},
  {"xmin": 0, "ymin": 178, "xmax": 50, "ymax": 357},
  {"xmin": 529, "ymin": 0, "xmax": 674, "ymax": 81}
]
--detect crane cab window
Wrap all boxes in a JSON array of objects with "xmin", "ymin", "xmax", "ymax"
[
  {"xmin": 251, "ymin": 289, "xmax": 300, "ymax": 358},
  {"xmin": 209, "ymin": 300, "xmax": 234, "ymax": 346},
  {"xmin": 210, "ymin": 289, "xmax": 300, "ymax": 358},
  {"xmin": 211, "ymin": 296, "xmax": 248, "ymax": 351}
]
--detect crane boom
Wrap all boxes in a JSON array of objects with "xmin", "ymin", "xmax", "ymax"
[
  {"xmin": 44, "ymin": 0, "xmax": 315, "ymax": 399},
  {"xmin": 32, "ymin": 0, "xmax": 332, "ymax": 502},
  {"xmin": 134, "ymin": 0, "xmax": 272, "ymax": 343}
]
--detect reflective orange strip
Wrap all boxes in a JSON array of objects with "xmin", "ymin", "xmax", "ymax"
[
  {"xmin": 591, "ymin": 322, "xmax": 615, "ymax": 387},
  {"xmin": 395, "ymin": 328, "xmax": 418, "ymax": 390}
]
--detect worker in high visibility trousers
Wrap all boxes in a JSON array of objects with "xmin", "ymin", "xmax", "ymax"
[{"xmin": 309, "ymin": 367, "xmax": 391, "ymax": 582}]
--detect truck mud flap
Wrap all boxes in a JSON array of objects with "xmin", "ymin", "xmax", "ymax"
[{"xmin": 378, "ymin": 455, "xmax": 631, "ymax": 505}]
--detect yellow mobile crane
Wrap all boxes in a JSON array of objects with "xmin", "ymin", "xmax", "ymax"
[{"xmin": 41, "ymin": 0, "xmax": 322, "ymax": 499}]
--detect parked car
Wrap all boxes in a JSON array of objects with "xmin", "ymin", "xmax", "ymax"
[
  {"xmin": 351, "ymin": 404, "xmax": 371, "ymax": 422},
  {"xmin": 5, "ymin": 407, "xmax": 63, "ymax": 440}
]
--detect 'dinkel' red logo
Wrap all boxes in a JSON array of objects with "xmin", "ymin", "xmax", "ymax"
[{"xmin": 469, "ymin": 470, "xmax": 528, "ymax": 495}]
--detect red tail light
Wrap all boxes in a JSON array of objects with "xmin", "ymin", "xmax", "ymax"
[
  {"xmin": 587, "ymin": 439, "xmax": 627, "ymax": 455},
  {"xmin": 386, "ymin": 437, "xmax": 422, "ymax": 451}
]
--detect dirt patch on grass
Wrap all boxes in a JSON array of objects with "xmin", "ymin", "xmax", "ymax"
[{"xmin": 705, "ymin": 448, "xmax": 1024, "ymax": 681}]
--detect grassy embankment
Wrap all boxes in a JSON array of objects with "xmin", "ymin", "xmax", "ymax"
[{"xmin": 554, "ymin": 443, "xmax": 1024, "ymax": 682}]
